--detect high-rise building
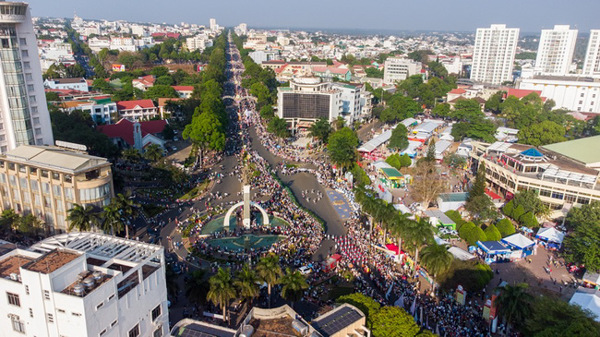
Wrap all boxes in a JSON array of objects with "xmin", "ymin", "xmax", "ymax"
[
  {"xmin": 0, "ymin": 1, "xmax": 54, "ymax": 153},
  {"xmin": 382, "ymin": 57, "xmax": 422, "ymax": 84},
  {"xmin": 535, "ymin": 25, "xmax": 578, "ymax": 76},
  {"xmin": 470, "ymin": 24, "xmax": 519, "ymax": 85},
  {"xmin": 0, "ymin": 232, "xmax": 168, "ymax": 337},
  {"xmin": 209, "ymin": 18, "xmax": 217, "ymax": 31},
  {"xmin": 583, "ymin": 30, "xmax": 600, "ymax": 78}
]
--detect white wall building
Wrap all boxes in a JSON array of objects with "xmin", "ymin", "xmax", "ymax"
[
  {"xmin": 235, "ymin": 23, "xmax": 247, "ymax": 36},
  {"xmin": 0, "ymin": 1, "xmax": 54, "ymax": 153},
  {"xmin": 277, "ymin": 77, "xmax": 342, "ymax": 132},
  {"xmin": 583, "ymin": 30, "xmax": 600, "ymax": 78},
  {"xmin": 518, "ymin": 76, "xmax": 600, "ymax": 113},
  {"xmin": 331, "ymin": 83, "xmax": 371, "ymax": 123},
  {"xmin": 44, "ymin": 77, "xmax": 88, "ymax": 92},
  {"xmin": 470, "ymin": 24, "xmax": 519, "ymax": 85},
  {"xmin": 109, "ymin": 37, "xmax": 136, "ymax": 52},
  {"xmin": 248, "ymin": 50, "xmax": 280, "ymax": 64},
  {"xmin": 0, "ymin": 233, "xmax": 168, "ymax": 337},
  {"xmin": 535, "ymin": 25, "xmax": 578, "ymax": 76},
  {"xmin": 87, "ymin": 37, "xmax": 110, "ymax": 53},
  {"xmin": 209, "ymin": 18, "xmax": 217, "ymax": 31},
  {"xmin": 383, "ymin": 57, "xmax": 422, "ymax": 84}
]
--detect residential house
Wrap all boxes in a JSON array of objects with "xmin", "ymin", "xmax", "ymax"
[
  {"xmin": 132, "ymin": 75, "xmax": 155, "ymax": 91},
  {"xmin": 171, "ymin": 86, "xmax": 194, "ymax": 99},
  {"xmin": 116, "ymin": 99, "xmax": 158, "ymax": 121},
  {"xmin": 97, "ymin": 119, "xmax": 167, "ymax": 151}
]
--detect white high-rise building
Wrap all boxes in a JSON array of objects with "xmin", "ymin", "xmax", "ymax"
[
  {"xmin": 0, "ymin": 1, "xmax": 54, "ymax": 153},
  {"xmin": 535, "ymin": 25, "xmax": 578, "ymax": 76},
  {"xmin": 209, "ymin": 18, "xmax": 217, "ymax": 31},
  {"xmin": 470, "ymin": 24, "xmax": 519, "ymax": 85},
  {"xmin": 583, "ymin": 30, "xmax": 600, "ymax": 78},
  {"xmin": 0, "ymin": 233, "xmax": 169, "ymax": 337},
  {"xmin": 383, "ymin": 57, "xmax": 422, "ymax": 84}
]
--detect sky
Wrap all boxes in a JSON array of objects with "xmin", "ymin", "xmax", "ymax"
[{"xmin": 25, "ymin": 0, "xmax": 600, "ymax": 34}]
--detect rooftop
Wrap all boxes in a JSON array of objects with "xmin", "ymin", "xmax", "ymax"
[
  {"xmin": 23, "ymin": 250, "xmax": 80, "ymax": 274},
  {"xmin": 172, "ymin": 321, "xmax": 236, "ymax": 337},
  {"xmin": 3, "ymin": 145, "xmax": 110, "ymax": 173},
  {"xmin": 311, "ymin": 304, "xmax": 365, "ymax": 337},
  {"xmin": 249, "ymin": 316, "xmax": 300, "ymax": 337},
  {"xmin": 0, "ymin": 255, "xmax": 33, "ymax": 280},
  {"xmin": 542, "ymin": 136, "xmax": 600, "ymax": 166}
]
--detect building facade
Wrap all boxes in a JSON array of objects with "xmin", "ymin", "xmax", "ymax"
[
  {"xmin": 116, "ymin": 99, "xmax": 158, "ymax": 121},
  {"xmin": 383, "ymin": 57, "xmax": 422, "ymax": 84},
  {"xmin": 535, "ymin": 25, "xmax": 578, "ymax": 76},
  {"xmin": 470, "ymin": 138, "xmax": 600, "ymax": 217},
  {"xmin": 44, "ymin": 77, "xmax": 88, "ymax": 92},
  {"xmin": 470, "ymin": 24, "xmax": 519, "ymax": 85},
  {"xmin": 0, "ymin": 145, "xmax": 114, "ymax": 233},
  {"xmin": 583, "ymin": 30, "xmax": 600, "ymax": 78},
  {"xmin": 331, "ymin": 82, "xmax": 371, "ymax": 123},
  {"xmin": 0, "ymin": 232, "xmax": 168, "ymax": 337},
  {"xmin": 0, "ymin": 1, "xmax": 54, "ymax": 153},
  {"xmin": 277, "ymin": 77, "xmax": 342, "ymax": 132},
  {"xmin": 517, "ymin": 75, "xmax": 600, "ymax": 113}
]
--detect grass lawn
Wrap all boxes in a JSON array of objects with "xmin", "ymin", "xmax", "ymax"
[{"xmin": 179, "ymin": 180, "xmax": 210, "ymax": 200}]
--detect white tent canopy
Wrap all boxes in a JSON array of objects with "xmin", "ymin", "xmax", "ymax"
[
  {"xmin": 448, "ymin": 246, "xmax": 476, "ymax": 261},
  {"xmin": 569, "ymin": 288, "xmax": 600, "ymax": 322},
  {"xmin": 536, "ymin": 227, "xmax": 565, "ymax": 244},
  {"xmin": 501, "ymin": 233, "xmax": 535, "ymax": 249}
]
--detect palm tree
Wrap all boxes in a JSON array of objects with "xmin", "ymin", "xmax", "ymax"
[
  {"xmin": 256, "ymin": 253, "xmax": 283, "ymax": 308},
  {"xmin": 405, "ymin": 218, "xmax": 434, "ymax": 272},
  {"xmin": 0, "ymin": 209, "xmax": 21, "ymax": 234},
  {"xmin": 122, "ymin": 148, "xmax": 141, "ymax": 162},
  {"xmin": 67, "ymin": 204, "xmax": 100, "ymax": 232},
  {"xmin": 389, "ymin": 212, "xmax": 411, "ymax": 253},
  {"xmin": 234, "ymin": 264, "xmax": 259, "ymax": 304},
  {"xmin": 113, "ymin": 192, "xmax": 140, "ymax": 238},
  {"xmin": 207, "ymin": 268, "xmax": 237, "ymax": 322},
  {"xmin": 101, "ymin": 202, "xmax": 125, "ymax": 235},
  {"xmin": 144, "ymin": 144, "xmax": 164, "ymax": 162},
  {"xmin": 420, "ymin": 243, "xmax": 454, "ymax": 291},
  {"xmin": 279, "ymin": 268, "xmax": 308, "ymax": 308},
  {"xmin": 494, "ymin": 283, "xmax": 534, "ymax": 336},
  {"xmin": 185, "ymin": 269, "xmax": 208, "ymax": 305}
]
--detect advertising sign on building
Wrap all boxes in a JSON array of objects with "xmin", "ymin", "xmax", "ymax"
[{"xmin": 112, "ymin": 64, "xmax": 126, "ymax": 72}]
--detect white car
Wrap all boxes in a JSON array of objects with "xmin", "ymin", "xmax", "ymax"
[{"xmin": 299, "ymin": 266, "xmax": 312, "ymax": 275}]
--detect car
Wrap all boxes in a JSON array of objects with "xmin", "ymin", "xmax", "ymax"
[{"xmin": 173, "ymin": 136, "xmax": 179, "ymax": 141}]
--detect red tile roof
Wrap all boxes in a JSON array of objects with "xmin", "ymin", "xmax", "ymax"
[
  {"xmin": 157, "ymin": 97, "xmax": 183, "ymax": 107},
  {"xmin": 448, "ymin": 88, "xmax": 466, "ymax": 95},
  {"xmin": 505, "ymin": 88, "xmax": 542, "ymax": 99},
  {"xmin": 132, "ymin": 75, "xmax": 155, "ymax": 86},
  {"xmin": 97, "ymin": 119, "xmax": 166, "ymax": 146},
  {"xmin": 171, "ymin": 86, "xmax": 194, "ymax": 91},
  {"xmin": 116, "ymin": 99, "xmax": 156, "ymax": 110}
]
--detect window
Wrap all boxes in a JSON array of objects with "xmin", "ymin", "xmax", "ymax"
[
  {"xmin": 72, "ymin": 312, "xmax": 82, "ymax": 317},
  {"xmin": 41, "ymin": 170, "xmax": 49, "ymax": 178},
  {"xmin": 19, "ymin": 38, "xmax": 26, "ymax": 46},
  {"xmin": 21, "ymin": 49, "xmax": 28, "ymax": 57},
  {"xmin": 153, "ymin": 326, "xmax": 163, "ymax": 337},
  {"xmin": 152, "ymin": 304, "xmax": 161, "ymax": 321},
  {"xmin": 128, "ymin": 324, "xmax": 140, "ymax": 337},
  {"xmin": 57, "ymin": 309, "xmax": 65, "ymax": 313},
  {"xmin": 100, "ymin": 329, "xmax": 107, "ymax": 336},
  {"xmin": 11, "ymin": 315, "xmax": 25, "ymax": 333},
  {"xmin": 24, "ymin": 285, "xmax": 29, "ymax": 295},
  {"xmin": 44, "ymin": 290, "xmax": 50, "ymax": 300},
  {"xmin": 29, "ymin": 308, "xmax": 33, "ymax": 318},
  {"xmin": 27, "ymin": 84, "xmax": 33, "ymax": 92},
  {"xmin": 108, "ymin": 294, "xmax": 115, "ymax": 301},
  {"xmin": 23, "ymin": 61, "xmax": 30, "ymax": 69},
  {"xmin": 96, "ymin": 302, "xmax": 104, "ymax": 310},
  {"xmin": 47, "ymin": 313, "xmax": 54, "ymax": 323},
  {"xmin": 7, "ymin": 292, "xmax": 20, "ymax": 306},
  {"xmin": 25, "ymin": 73, "xmax": 32, "ymax": 81},
  {"xmin": 111, "ymin": 320, "xmax": 118, "ymax": 327},
  {"xmin": 52, "ymin": 172, "xmax": 60, "ymax": 180}
]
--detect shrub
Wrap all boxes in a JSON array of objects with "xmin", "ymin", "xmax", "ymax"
[
  {"xmin": 512, "ymin": 204, "xmax": 526, "ymax": 222},
  {"xmin": 496, "ymin": 218, "xmax": 516, "ymax": 237},
  {"xmin": 465, "ymin": 226, "xmax": 487, "ymax": 245},
  {"xmin": 483, "ymin": 224, "xmax": 502, "ymax": 241},
  {"xmin": 502, "ymin": 199, "xmax": 514, "ymax": 218},
  {"xmin": 445, "ymin": 210, "xmax": 466, "ymax": 229}
]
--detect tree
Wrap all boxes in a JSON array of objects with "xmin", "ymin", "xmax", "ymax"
[
  {"xmin": 67, "ymin": 204, "xmax": 99, "ymax": 232},
  {"xmin": 566, "ymin": 201, "xmax": 600, "ymax": 230},
  {"xmin": 411, "ymin": 161, "xmax": 447, "ymax": 208},
  {"xmin": 100, "ymin": 201, "xmax": 125, "ymax": 235},
  {"xmin": 259, "ymin": 105, "xmax": 274, "ymax": 121},
  {"xmin": 234, "ymin": 264, "xmax": 259, "ymax": 304},
  {"xmin": 451, "ymin": 99, "xmax": 484, "ymax": 121},
  {"xmin": 431, "ymin": 103, "xmax": 451, "ymax": 118},
  {"xmin": 451, "ymin": 120, "xmax": 497, "ymax": 143},
  {"xmin": 420, "ymin": 243, "xmax": 453, "ymax": 290},
  {"xmin": 520, "ymin": 212, "xmax": 539, "ymax": 228},
  {"xmin": 256, "ymin": 253, "xmax": 283, "ymax": 307},
  {"xmin": 425, "ymin": 139, "xmax": 436, "ymax": 162},
  {"xmin": 523, "ymin": 295, "xmax": 600, "ymax": 337},
  {"xmin": 182, "ymin": 111, "xmax": 226, "ymax": 168},
  {"xmin": 337, "ymin": 293, "xmax": 381, "ymax": 326},
  {"xmin": 370, "ymin": 306, "xmax": 421, "ymax": 337},
  {"xmin": 267, "ymin": 116, "xmax": 290, "ymax": 138},
  {"xmin": 564, "ymin": 222, "xmax": 600, "ymax": 271},
  {"xmin": 502, "ymin": 200, "xmax": 514, "ymax": 218},
  {"xmin": 494, "ymin": 283, "xmax": 534, "ymax": 335},
  {"xmin": 518, "ymin": 120, "xmax": 566, "ymax": 146},
  {"xmin": 18, "ymin": 214, "xmax": 44, "ymax": 237},
  {"xmin": 144, "ymin": 143, "xmax": 164, "ymax": 162},
  {"xmin": 405, "ymin": 218, "xmax": 434, "ymax": 269},
  {"xmin": 512, "ymin": 190, "xmax": 548, "ymax": 217},
  {"xmin": 308, "ymin": 118, "xmax": 332, "ymax": 144},
  {"xmin": 400, "ymin": 154, "xmax": 412, "ymax": 167},
  {"xmin": 485, "ymin": 91, "xmax": 504, "ymax": 114},
  {"xmin": 250, "ymin": 82, "xmax": 271, "ymax": 108},
  {"xmin": 483, "ymin": 224, "xmax": 502, "ymax": 241},
  {"xmin": 207, "ymin": 268, "xmax": 237, "ymax": 322},
  {"xmin": 388, "ymin": 124, "xmax": 409, "ymax": 151},
  {"xmin": 512, "ymin": 204, "xmax": 526, "ymax": 222},
  {"xmin": 165, "ymin": 264, "xmax": 180, "ymax": 298},
  {"xmin": 113, "ymin": 192, "xmax": 140, "ymax": 238},
  {"xmin": 279, "ymin": 268, "xmax": 308, "ymax": 308},
  {"xmin": 185, "ymin": 269, "xmax": 208, "ymax": 304},
  {"xmin": 144, "ymin": 85, "xmax": 178, "ymax": 100},
  {"xmin": 465, "ymin": 195, "xmax": 497, "ymax": 221},
  {"xmin": 437, "ymin": 259, "xmax": 493, "ymax": 293},
  {"xmin": 327, "ymin": 127, "xmax": 359, "ymax": 172},
  {"xmin": 385, "ymin": 153, "xmax": 402, "ymax": 170},
  {"xmin": 0, "ymin": 209, "xmax": 21, "ymax": 233},
  {"xmin": 469, "ymin": 162, "xmax": 486, "ymax": 201},
  {"xmin": 122, "ymin": 148, "xmax": 142, "ymax": 162},
  {"xmin": 496, "ymin": 218, "xmax": 516, "ymax": 237}
]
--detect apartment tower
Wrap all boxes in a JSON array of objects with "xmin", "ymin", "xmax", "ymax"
[
  {"xmin": 535, "ymin": 25, "xmax": 578, "ymax": 76},
  {"xmin": 470, "ymin": 24, "xmax": 519, "ymax": 85}
]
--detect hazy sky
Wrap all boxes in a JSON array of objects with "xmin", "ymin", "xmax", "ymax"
[{"xmin": 25, "ymin": 0, "xmax": 599, "ymax": 34}]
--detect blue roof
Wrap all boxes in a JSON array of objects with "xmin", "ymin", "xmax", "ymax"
[
  {"xmin": 521, "ymin": 148, "xmax": 544, "ymax": 157},
  {"xmin": 477, "ymin": 241, "xmax": 511, "ymax": 253}
]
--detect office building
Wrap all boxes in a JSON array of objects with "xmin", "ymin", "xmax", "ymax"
[
  {"xmin": 535, "ymin": 25, "xmax": 578, "ymax": 76},
  {"xmin": 331, "ymin": 82, "xmax": 372, "ymax": 123},
  {"xmin": 0, "ymin": 1, "xmax": 54, "ymax": 153},
  {"xmin": 277, "ymin": 77, "xmax": 342, "ymax": 132},
  {"xmin": 470, "ymin": 24, "xmax": 519, "ymax": 85},
  {"xmin": 470, "ymin": 136, "xmax": 600, "ymax": 217},
  {"xmin": 517, "ymin": 75, "xmax": 600, "ymax": 113},
  {"xmin": 583, "ymin": 30, "xmax": 600, "ymax": 78},
  {"xmin": 0, "ymin": 145, "xmax": 114, "ymax": 233},
  {"xmin": 0, "ymin": 232, "xmax": 168, "ymax": 337},
  {"xmin": 383, "ymin": 57, "xmax": 422, "ymax": 84}
]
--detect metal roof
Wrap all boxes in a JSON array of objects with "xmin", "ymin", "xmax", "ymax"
[
  {"xmin": 312, "ymin": 305, "xmax": 364, "ymax": 337},
  {"xmin": 542, "ymin": 135, "xmax": 600, "ymax": 165}
]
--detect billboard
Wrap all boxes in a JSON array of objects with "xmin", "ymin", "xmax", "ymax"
[
  {"xmin": 281, "ymin": 93, "xmax": 330, "ymax": 119},
  {"xmin": 112, "ymin": 64, "xmax": 126, "ymax": 72}
]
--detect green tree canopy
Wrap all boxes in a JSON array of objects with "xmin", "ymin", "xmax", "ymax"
[
  {"xmin": 308, "ymin": 118, "xmax": 332, "ymax": 143},
  {"xmin": 144, "ymin": 84, "xmax": 178, "ymax": 100},
  {"xmin": 496, "ymin": 218, "xmax": 516, "ymax": 237},
  {"xmin": 566, "ymin": 201, "xmax": 600, "ymax": 230},
  {"xmin": 484, "ymin": 224, "xmax": 502, "ymax": 241},
  {"xmin": 327, "ymin": 127, "xmax": 359, "ymax": 172},
  {"xmin": 388, "ymin": 124, "xmax": 409, "ymax": 151},
  {"xmin": 370, "ymin": 306, "xmax": 421, "ymax": 337},
  {"xmin": 267, "ymin": 116, "xmax": 290, "ymax": 138},
  {"xmin": 182, "ymin": 110, "xmax": 226, "ymax": 167},
  {"xmin": 517, "ymin": 120, "xmax": 566, "ymax": 146}
]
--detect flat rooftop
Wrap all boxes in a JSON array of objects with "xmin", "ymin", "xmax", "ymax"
[
  {"xmin": 249, "ymin": 316, "xmax": 301, "ymax": 337},
  {"xmin": 174, "ymin": 322, "xmax": 236, "ymax": 337},
  {"xmin": 23, "ymin": 250, "xmax": 80, "ymax": 274},
  {"xmin": 542, "ymin": 136, "xmax": 600, "ymax": 166},
  {"xmin": 312, "ymin": 305, "xmax": 364, "ymax": 337},
  {"xmin": 0, "ymin": 255, "xmax": 34, "ymax": 280},
  {"xmin": 3, "ymin": 145, "xmax": 110, "ymax": 173}
]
